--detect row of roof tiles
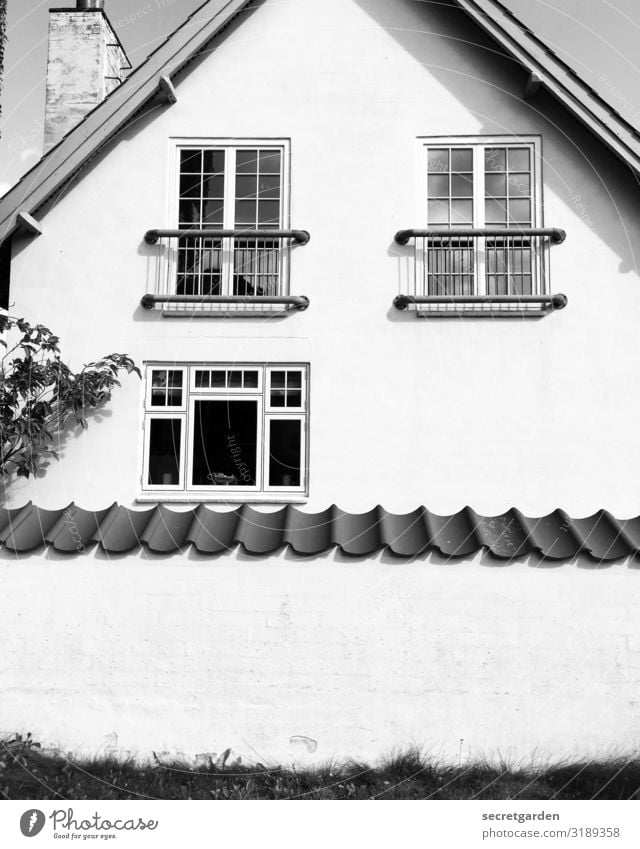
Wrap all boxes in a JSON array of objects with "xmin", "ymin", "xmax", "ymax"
[{"xmin": 0, "ymin": 504, "xmax": 638, "ymax": 560}]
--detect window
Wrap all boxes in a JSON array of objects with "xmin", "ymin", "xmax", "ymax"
[
  {"xmin": 142, "ymin": 364, "xmax": 308, "ymax": 496},
  {"xmin": 420, "ymin": 136, "xmax": 543, "ymax": 296},
  {"xmin": 170, "ymin": 142, "xmax": 289, "ymax": 303}
]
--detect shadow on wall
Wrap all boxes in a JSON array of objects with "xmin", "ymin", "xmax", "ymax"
[{"xmin": 354, "ymin": 0, "xmax": 640, "ymax": 277}]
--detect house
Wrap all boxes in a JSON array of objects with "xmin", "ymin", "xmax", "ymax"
[{"xmin": 1, "ymin": 0, "xmax": 640, "ymax": 765}]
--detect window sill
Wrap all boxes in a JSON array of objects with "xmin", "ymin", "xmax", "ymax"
[
  {"xmin": 394, "ymin": 294, "xmax": 567, "ymax": 318},
  {"xmin": 136, "ymin": 494, "xmax": 309, "ymax": 505}
]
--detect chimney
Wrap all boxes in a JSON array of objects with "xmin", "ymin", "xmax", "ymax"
[{"xmin": 43, "ymin": 1, "xmax": 131, "ymax": 152}]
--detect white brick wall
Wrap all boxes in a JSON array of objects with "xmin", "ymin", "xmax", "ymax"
[{"xmin": 1, "ymin": 548, "xmax": 639, "ymax": 765}]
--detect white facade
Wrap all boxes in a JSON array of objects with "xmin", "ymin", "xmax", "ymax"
[{"xmin": 2, "ymin": 0, "xmax": 640, "ymax": 763}]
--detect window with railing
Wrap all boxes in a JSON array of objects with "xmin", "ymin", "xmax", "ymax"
[
  {"xmin": 394, "ymin": 137, "xmax": 567, "ymax": 316},
  {"xmin": 142, "ymin": 141, "xmax": 309, "ymax": 314}
]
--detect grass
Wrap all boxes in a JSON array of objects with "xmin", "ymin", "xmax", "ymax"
[{"xmin": 2, "ymin": 735, "xmax": 640, "ymax": 800}]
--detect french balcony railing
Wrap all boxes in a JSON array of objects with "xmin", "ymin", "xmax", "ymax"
[
  {"xmin": 393, "ymin": 227, "xmax": 567, "ymax": 317},
  {"xmin": 141, "ymin": 228, "xmax": 311, "ymax": 315}
]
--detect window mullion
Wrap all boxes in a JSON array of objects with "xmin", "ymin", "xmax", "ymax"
[
  {"xmin": 475, "ymin": 146, "xmax": 486, "ymax": 296},
  {"xmin": 222, "ymin": 148, "xmax": 235, "ymax": 296}
]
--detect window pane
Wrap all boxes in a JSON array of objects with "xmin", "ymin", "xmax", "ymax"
[
  {"xmin": 195, "ymin": 371, "xmax": 209, "ymax": 388},
  {"xmin": 508, "ymin": 174, "xmax": 530, "ymax": 197},
  {"xmin": 236, "ymin": 150, "xmax": 258, "ymax": 173},
  {"xmin": 269, "ymin": 419, "xmax": 301, "ymax": 487},
  {"xmin": 179, "ymin": 200, "xmax": 200, "ymax": 225},
  {"xmin": 229, "ymin": 371, "xmax": 242, "ymax": 388},
  {"xmin": 428, "ymin": 199, "xmax": 449, "ymax": 225},
  {"xmin": 485, "ymin": 148, "xmax": 506, "ymax": 172},
  {"xmin": 451, "ymin": 174, "xmax": 473, "ymax": 197},
  {"xmin": 202, "ymin": 201, "xmax": 224, "ymax": 225},
  {"xmin": 259, "ymin": 151, "xmax": 282, "ymax": 173},
  {"xmin": 168, "ymin": 371, "xmax": 183, "ymax": 388},
  {"xmin": 202, "ymin": 175, "xmax": 224, "ymax": 198},
  {"xmin": 235, "ymin": 200, "xmax": 257, "ymax": 225},
  {"xmin": 271, "ymin": 371, "xmax": 286, "ymax": 389},
  {"xmin": 451, "ymin": 200, "xmax": 473, "ymax": 224},
  {"xmin": 211, "ymin": 371, "xmax": 225, "ymax": 388},
  {"xmin": 202, "ymin": 150, "xmax": 225, "ymax": 174},
  {"xmin": 179, "ymin": 174, "xmax": 201, "ymax": 199},
  {"xmin": 192, "ymin": 400, "xmax": 257, "ymax": 487},
  {"xmin": 451, "ymin": 149, "xmax": 472, "ymax": 172},
  {"xmin": 148, "ymin": 419, "xmax": 181, "ymax": 486},
  {"xmin": 485, "ymin": 198, "xmax": 507, "ymax": 223},
  {"xmin": 257, "ymin": 200, "xmax": 280, "ymax": 226},
  {"xmin": 180, "ymin": 150, "xmax": 202, "ymax": 173},
  {"xmin": 508, "ymin": 148, "xmax": 530, "ymax": 171},
  {"xmin": 509, "ymin": 199, "xmax": 531, "ymax": 224},
  {"xmin": 485, "ymin": 173, "xmax": 506, "ymax": 197},
  {"xmin": 428, "ymin": 174, "xmax": 449, "ymax": 197},
  {"xmin": 236, "ymin": 175, "xmax": 257, "ymax": 199},
  {"xmin": 428, "ymin": 149, "xmax": 449, "ymax": 172},
  {"xmin": 244, "ymin": 371, "xmax": 259, "ymax": 388},
  {"xmin": 288, "ymin": 371, "xmax": 302, "ymax": 389},
  {"xmin": 258, "ymin": 175, "xmax": 280, "ymax": 199}
]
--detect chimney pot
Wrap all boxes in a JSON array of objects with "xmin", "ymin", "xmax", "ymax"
[{"xmin": 76, "ymin": 1, "xmax": 105, "ymax": 9}]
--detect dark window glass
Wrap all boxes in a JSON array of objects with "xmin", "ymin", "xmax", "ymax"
[
  {"xmin": 451, "ymin": 149, "xmax": 472, "ymax": 172},
  {"xmin": 180, "ymin": 150, "xmax": 202, "ymax": 173},
  {"xmin": 192, "ymin": 400, "xmax": 257, "ymax": 487},
  {"xmin": 259, "ymin": 151, "xmax": 281, "ymax": 173},
  {"xmin": 148, "ymin": 419, "xmax": 181, "ymax": 486},
  {"xmin": 202, "ymin": 150, "xmax": 225, "ymax": 173},
  {"xmin": 269, "ymin": 420, "xmax": 301, "ymax": 487},
  {"xmin": 244, "ymin": 371, "xmax": 259, "ymax": 388},
  {"xmin": 236, "ymin": 150, "xmax": 258, "ymax": 173},
  {"xmin": 180, "ymin": 173, "xmax": 201, "ymax": 199}
]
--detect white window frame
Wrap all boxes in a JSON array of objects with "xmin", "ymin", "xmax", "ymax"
[
  {"xmin": 140, "ymin": 362, "xmax": 309, "ymax": 500},
  {"xmin": 416, "ymin": 135, "xmax": 544, "ymax": 296},
  {"xmin": 142, "ymin": 413, "xmax": 187, "ymax": 492},
  {"xmin": 160, "ymin": 138, "xmax": 292, "ymax": 311}
]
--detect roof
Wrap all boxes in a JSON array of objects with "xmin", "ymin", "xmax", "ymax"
[
  {"xmin": 1, "ymin": 503, "xmax": 639, "ymax": 561},
  {"xmin": 1, "ymin": 0, "xmax": 640, "ymax": 243}
]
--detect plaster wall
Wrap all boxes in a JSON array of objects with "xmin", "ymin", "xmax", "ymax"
[
  {"xmin": 10, "ymin": 0, "xmax": 640, "ymax": 515},
  {"xmin": 1, "ymin": 548, "xmax": 638, "ymax": 765}
]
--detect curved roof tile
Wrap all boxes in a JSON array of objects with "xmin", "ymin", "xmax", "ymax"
[{"xmin": 0, "ymin": 504, "xmax": 636, "ymax": 562}]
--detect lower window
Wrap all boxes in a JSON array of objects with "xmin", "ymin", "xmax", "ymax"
[{"xmin": 142, "ymin": 364, "xmax": 308, "ymax": 495}]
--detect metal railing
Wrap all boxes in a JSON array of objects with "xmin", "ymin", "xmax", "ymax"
[
  {"xmin": 142, "ymin": 228, "xmax": 310, "ymax": 312},
  {"xmin": 393, "ymin": 227, "xmax": 566, "ymax": 311}
]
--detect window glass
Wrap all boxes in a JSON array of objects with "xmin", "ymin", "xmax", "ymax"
[
  {"xmin": 269, "ymin": 420, "xmax": 301, "ymax": 487},
  {"xmin": 192, "ymin": 400, "xmax": 258, "ymax": 487},
  {"xmin": 151, "ymin": 370, "xmax": 183, "ymax": 407},
  {"xmin": 148, "ymin": 419, "xmax": 181, "ymax": 486}
]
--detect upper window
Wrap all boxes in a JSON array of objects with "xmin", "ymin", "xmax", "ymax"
[
  {"xmin": 153, "ymin": 141, "xmax": 292, "ymax": 312},
  {"xmin": 420, "ymin": 136, "xmax": 543, "ymax": 296},
  {"xmin": 142, "ymin": 363, "xmax": 308, "ymax": 497}
]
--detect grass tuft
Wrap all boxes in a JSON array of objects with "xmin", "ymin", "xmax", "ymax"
[{"xmin": 1, "ymin": 735, "xmax": 640, "ymax": 800}]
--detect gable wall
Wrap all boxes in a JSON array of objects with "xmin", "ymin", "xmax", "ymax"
[{"xmin": 7, "ymin": 0, "xmax": 640, "ymax": 514}]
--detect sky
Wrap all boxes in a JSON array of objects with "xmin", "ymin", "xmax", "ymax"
[{"xmin": 1, "ymin": 0, "xmax": 640, "ymax": 194}]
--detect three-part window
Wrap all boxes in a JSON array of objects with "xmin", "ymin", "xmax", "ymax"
[{"xmin": 142, "ymin": 364, "xmax": 308, "ymax": 495}]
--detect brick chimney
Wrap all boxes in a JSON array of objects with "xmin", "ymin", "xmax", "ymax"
[{"xmin": 44, "ymin": 1, "xmax": 131, "ymax": 152}]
